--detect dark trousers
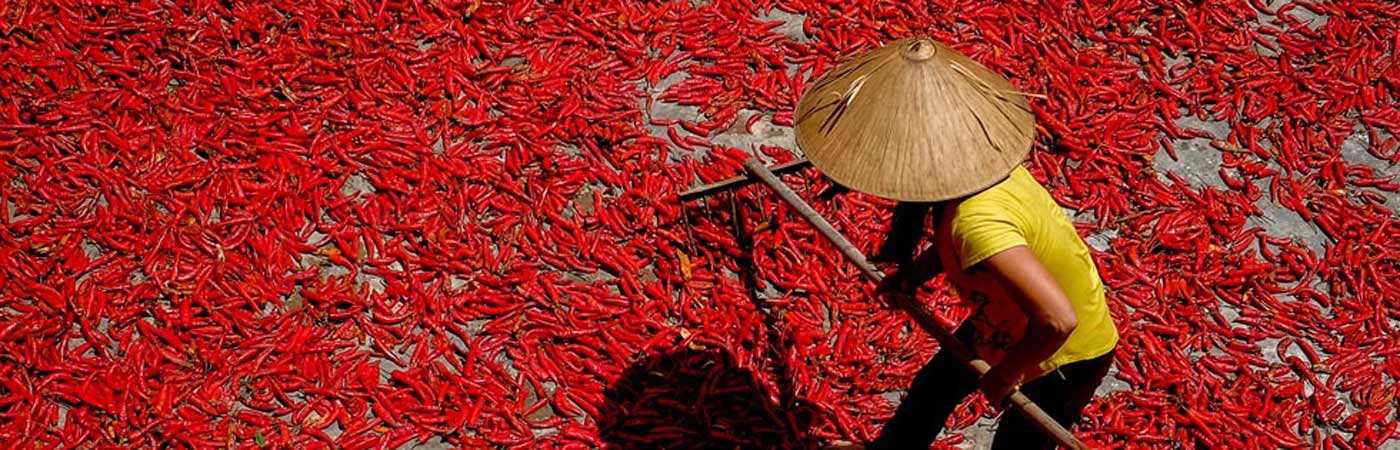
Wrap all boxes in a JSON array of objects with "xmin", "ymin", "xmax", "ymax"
[{"xmin": 870, "ymin": 325, "xmax": 1115, "ymax": 450}]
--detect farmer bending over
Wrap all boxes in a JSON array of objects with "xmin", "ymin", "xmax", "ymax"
[{"xmin": 794, "ymin": 38, "xmax": 1120, "ymax": 449}]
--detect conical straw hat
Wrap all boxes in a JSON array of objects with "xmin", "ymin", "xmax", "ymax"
[{"xmin": 794, "ymin": 38, "xmax": 1036, "ymax": 202}]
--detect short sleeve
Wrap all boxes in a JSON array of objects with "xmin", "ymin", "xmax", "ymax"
[{"xmin": 948, "ymin": 198, "xmax": 1029, "ymax": 270}]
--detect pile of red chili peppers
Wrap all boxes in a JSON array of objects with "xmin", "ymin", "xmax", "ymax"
[{"xmin": 1, "ymin": 0, "xmax": 1398, "ymax": 448}]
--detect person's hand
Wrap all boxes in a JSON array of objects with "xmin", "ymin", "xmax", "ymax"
[{"xmin": 980, "ymin": 367, "xmax": 1019, "ymax": 410}]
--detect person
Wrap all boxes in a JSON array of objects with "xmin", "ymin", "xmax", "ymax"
[
  {"xmin": 837, "ymin": 167, "xmax": 1119, "ymax": 449},
  {"xmin": 789, "ymin": 37, "xmax": 1118, "ymax": 449}
]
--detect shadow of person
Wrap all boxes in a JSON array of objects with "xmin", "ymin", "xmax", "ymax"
[{"xmin": 598, "ymin": 347, "xmax": 818, "ymax": 450}]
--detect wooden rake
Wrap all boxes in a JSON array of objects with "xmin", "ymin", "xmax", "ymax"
[{"xmin": 679, "ymin": 157, "xmax": 1090, "ymax": 450}]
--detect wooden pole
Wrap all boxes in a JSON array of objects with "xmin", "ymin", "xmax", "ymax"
[
  {"xmin": 742, "ymin": 158, "xmax": 1090, "ymax": 450},
  {"xmin": 678, "ymin": 159, "xmax": 812, "ymax": 201}
]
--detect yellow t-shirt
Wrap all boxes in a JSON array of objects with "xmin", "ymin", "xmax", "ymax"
[{"xmin": 932, "ymin": 165, "xmax": 1118, "ymax": 375}]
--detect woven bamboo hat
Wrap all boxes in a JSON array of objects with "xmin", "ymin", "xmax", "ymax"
[{"xmin": 794, "ymin": 38, "xmax": 1036, "ymax": 202}]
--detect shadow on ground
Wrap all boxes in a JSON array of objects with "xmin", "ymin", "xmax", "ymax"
[{"xmin": 598, "ymin": 347, "xmax": 819, "ymax": 450}]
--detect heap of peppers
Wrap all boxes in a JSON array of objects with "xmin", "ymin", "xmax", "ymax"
[{"xmin": 0, "ymin": 0, "xmax": 1397, "ymax": 448}]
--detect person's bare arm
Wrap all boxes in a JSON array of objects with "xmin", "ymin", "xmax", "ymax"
[
  {"xmin": 883, "ymin": 244, "xmax": 943, "ymax": 293},
  {"xmin": 977, "ymin": 246, "xmax": 1078, "ymax": 405},
  {"xmin": 875, "ymin": 202, "xmax": 939, "ymax": 292},
  {"xmin": 872, "ymin": 203, "xmax": 934, "ymax": 261}
]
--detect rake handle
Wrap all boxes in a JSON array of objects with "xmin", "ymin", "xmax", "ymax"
[
  {"xmin": 742, "ymin": 158, "xmax": 1089, "ymax": 450},
  {"xmin": 678, "ymin": 159, "xmax": 813, "ymax": 201}
]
